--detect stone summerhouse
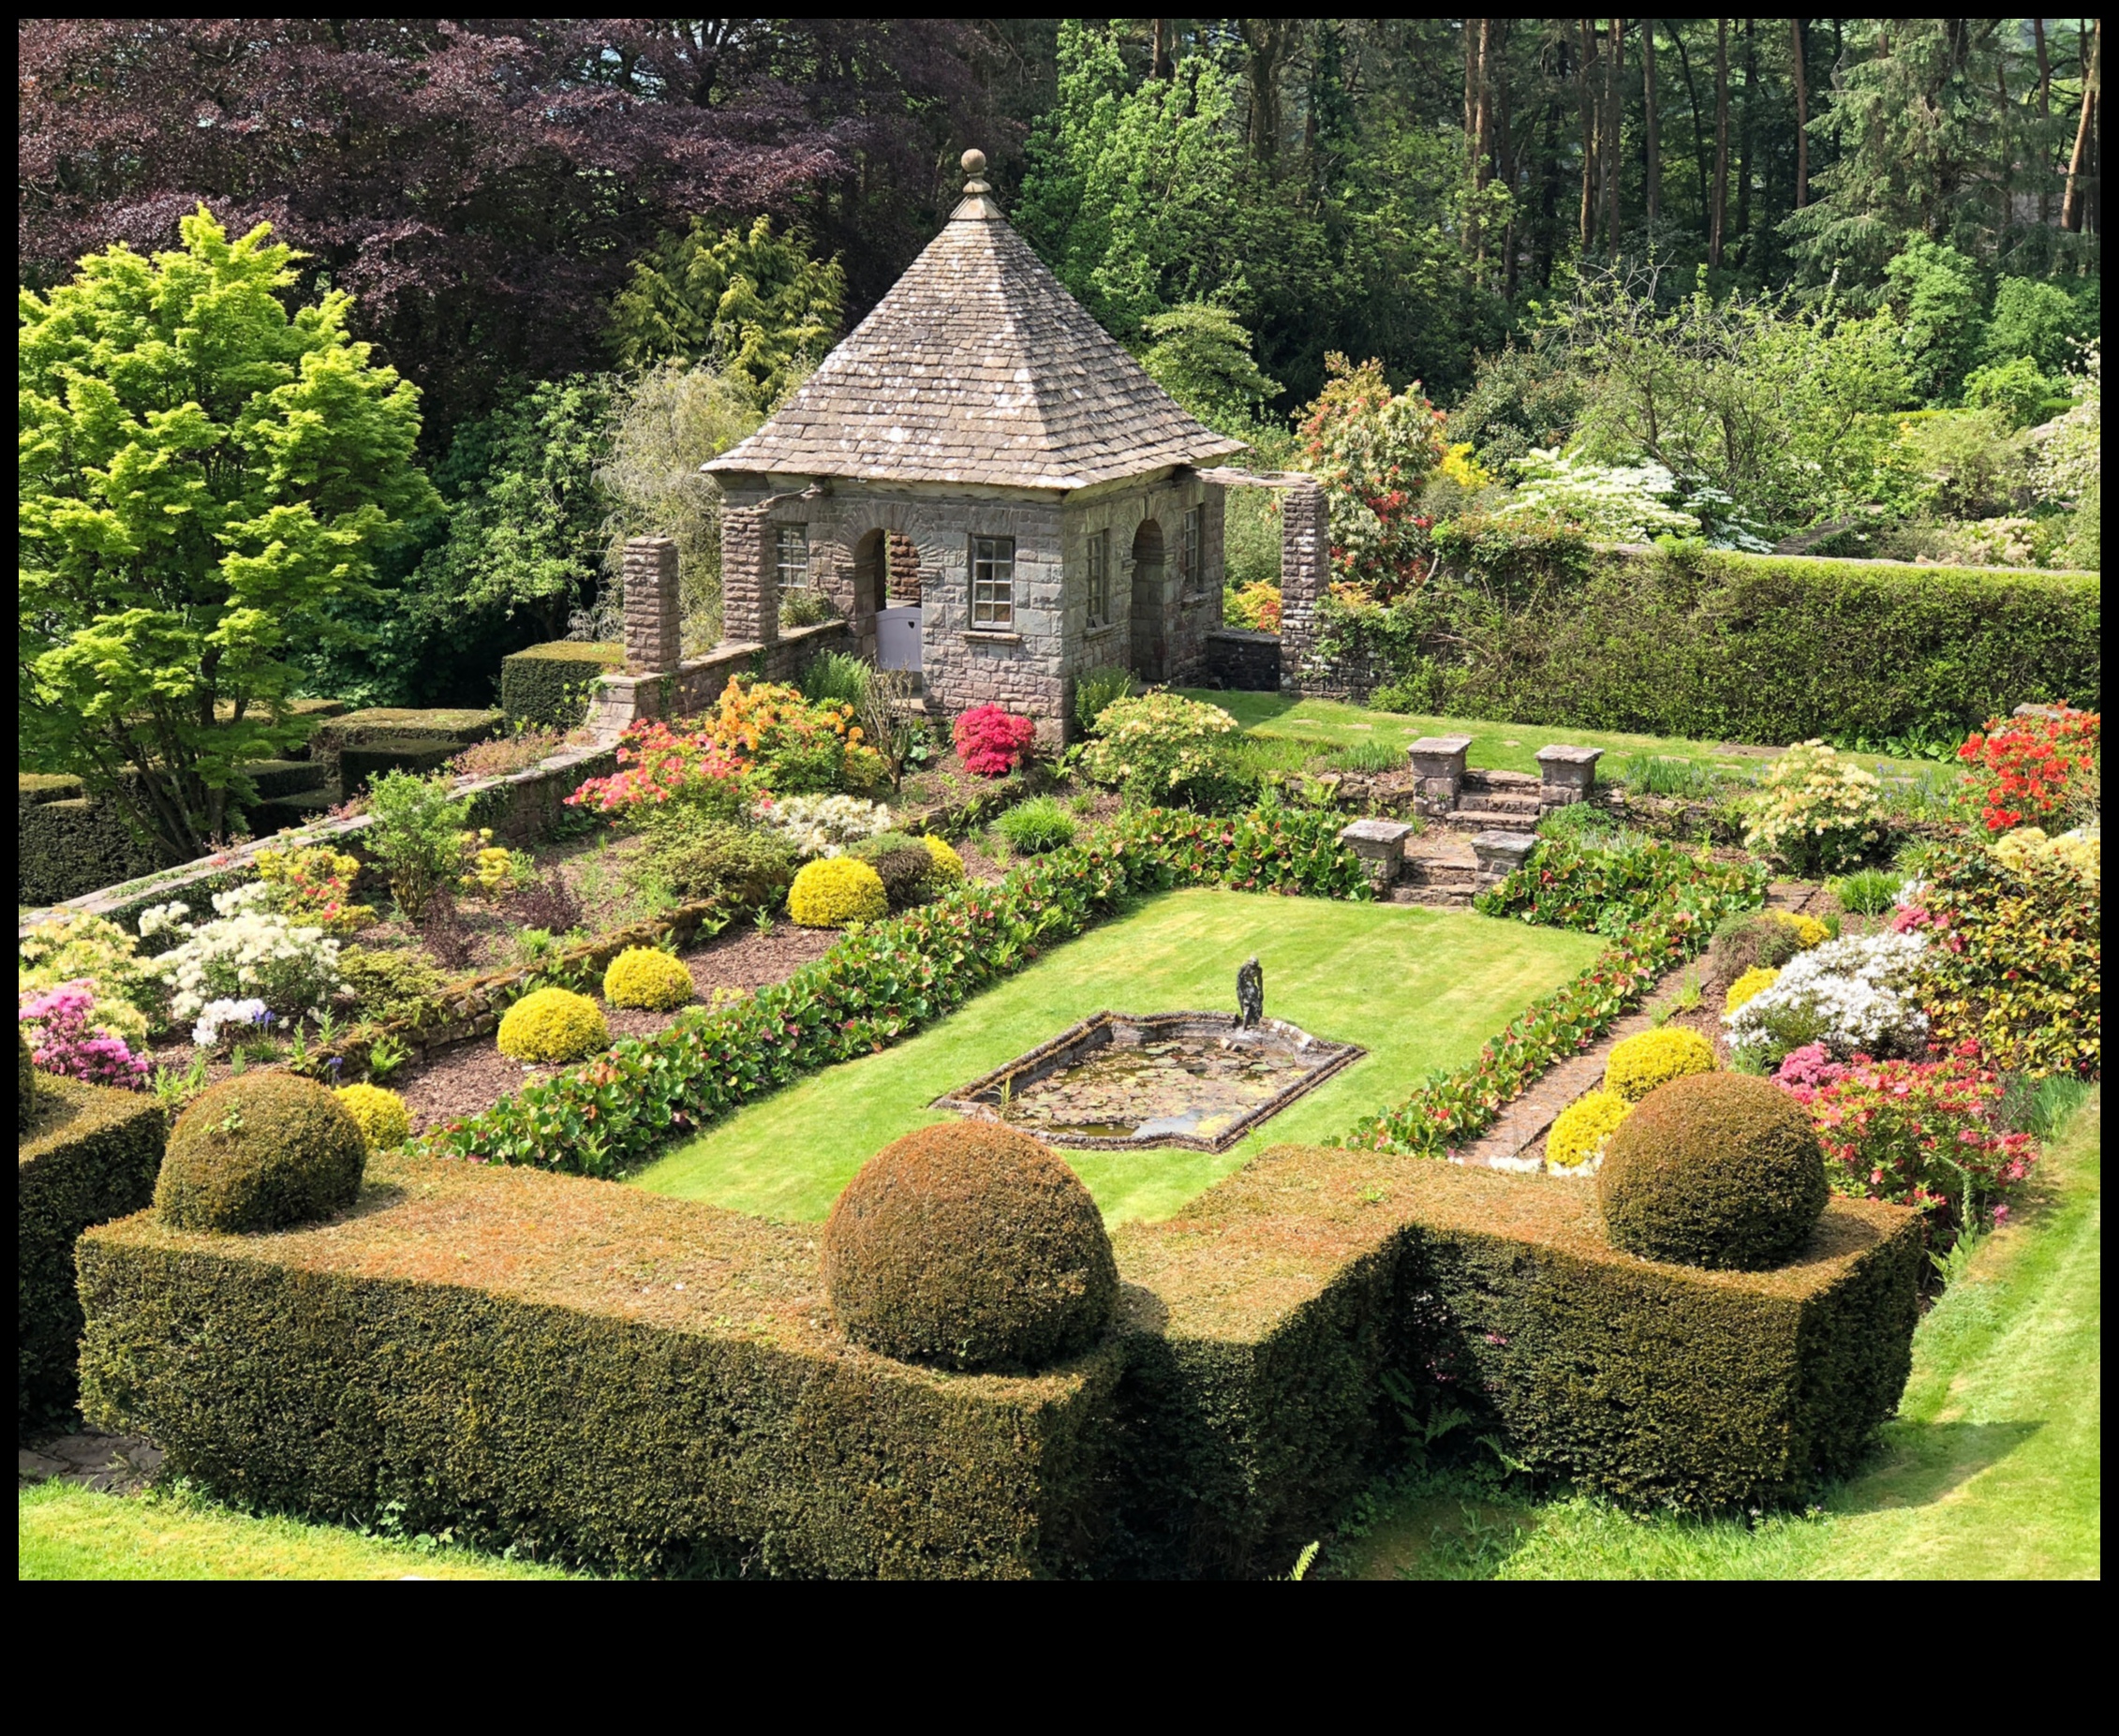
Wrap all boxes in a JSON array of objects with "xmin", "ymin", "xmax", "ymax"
[{"xmin": 704, "ymin": 151, "xmax": 1251, "ymax": 739}]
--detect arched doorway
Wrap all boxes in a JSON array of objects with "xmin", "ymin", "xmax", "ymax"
[
  {"xmin": 1130, "ymin": 519, "xmax": 1166, "ymax": 683},
  {"xmin": 851, "ymin": 528, "xmax": 886, "ymax": 661}
]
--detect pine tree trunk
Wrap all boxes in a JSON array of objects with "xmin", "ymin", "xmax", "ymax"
[
  {"xmin": 1710, "ymin": 17, "xmax": 1730, "ymax": 265},
  {"xmin": 1791, "ymin": 17, "xmax": 1809, "ymax": 209},
  {"xmin": 1644, "ymin": 20, "xmax": 1661, "ymax": 230},
  {"xmin": 1605, "ymin": 16, "xmax": 1623, "ymax": 249},
  {"xmin": 2062, "ymin": 18, "xmax": 2100, "ymax": 232},
  {"xmin": 1579, "ymin": 18, "xmax": 1598, "ymax": 250}
]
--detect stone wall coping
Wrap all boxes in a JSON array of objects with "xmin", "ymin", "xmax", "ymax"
[
  {"xmin": 1470, "ymin": 830, "xmax": 1539, "ymax": 859},
  {"xmin": 1408, "ymin": 734, "xmax": 1475, "ymax": 755},
  {"xmin": 1340, "ymin": 818, "xmax": 1416, "ymax": 846},
  {"xmin": 1535, "ymin": 744, "xmax": 1605, "ymax": 766},
  {"xmin": 1206, "ymin": 627, "xmax": 1282, "ymax": 645}
]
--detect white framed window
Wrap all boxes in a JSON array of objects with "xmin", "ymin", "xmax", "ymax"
[
  {"xmin": 1086, "ymin": 528, "xmax": 1111, "ymax": 627},
  {"xmin": 971, "ymin": 535, "xmax": 1016, "ymax": 629},
  {"xmin": 775, "ymin": 524, "xmax": 810, "ymax": 593},
  {"xmin": 1178, "ymin": 505, "xmax": 1204, "ymax": 597}
]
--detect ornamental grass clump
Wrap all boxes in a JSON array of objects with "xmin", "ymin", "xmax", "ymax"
[
  {"xmin": 822, "ymin": 1121, "xmax": 1118, "ymax": 1372},
  {"xmin": 1741, "ymin": 741, "xmax": 1885, "ymax": 875},
  {"xmin": 1604, "ymin": 1027, "xmax": 1717, "ymax": 1103},
  {"xmin": 787, "ymin": 856, "xmax": 888, "ymax": 927},
  {"xmin": 1545, "ymin": 1088, "xmax": 1631, "ymax": 1173},
  {"xmin": 995, "ymin": 795, "xmax": 1076, "ymax": 855},
  {"xmin": 156, "ymin": 1074, "xmax": 367, "ymax": 1234},
  {"xmin": 1598, "ymin": 1072, "xmax": 1829, "ymax": 1270},
  {"xmin": 603, "ymin": 946, "xmax": 694, "ymax": 1012},
  {"xmin": 1725, "ymin": 930, "xmax": 1930, "ymax": 1067},
  {"xmin": 334, "ymin": 1082, "xmax": 409, "ymax": 1152},
  {"xmin": 496, "ymin": 987, "xmax": 609, "ymax": 1064}
]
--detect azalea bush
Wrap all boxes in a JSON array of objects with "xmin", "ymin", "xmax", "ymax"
[
  {"xmin": 952, "ymin": 705, "xmax": 1038, "ymax": 779},
  {"xmin": 1955, "ymin": 707, "xmax": 2099, "ymax": 834},
  {"xmin": 18, "ymin": 981, "xmax": 151, "ymax": 1089},
  {"xmin": 17, "ymin": 913, "xmax": 160, "ymax": 1043},
  {"xmin": 569, "ymin": 718, "xmax": 747, "ymax": 818},
  {"xmin": 140, "ymin": 883, "xmax": 342, "ymax": 1024},
  {"xmin": 1741, "ymin": 740, "xmax": 1886, "ymax": 875},
  {"xmin": 1773, "ymin": 1042, "xmax": 2035, "ymax": 1225},
  {"xmin": 1725, "ymin": 930, "xmax": 1931, "ymax": 1065},
  {"xmin": 1079, "ymin": 691, "xmax": 1244, "ymax": 809},
  {"xmin": 753, "ymin": 794, "xmax": 894, "ymax": 858},
  {"xmin": 1298, "ymin": 353, "xmax": 1445, "ymax": 598},
  {"xmin": 253, "ymin": 845, "xmax": 376, "ymax": 934},
  {"xmin": 1904, "ymin": 838, "xmax": 2100, "ymax": 1076}
]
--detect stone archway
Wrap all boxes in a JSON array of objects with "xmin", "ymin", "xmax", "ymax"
[{"xmin": 1130, "ymin": 518, "xmax": 1166, "ymax": 683}]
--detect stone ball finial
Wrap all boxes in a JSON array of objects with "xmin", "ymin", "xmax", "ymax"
[{"xmin": 961, "ymin": 147, "xmax": 987, "ymax": 178}]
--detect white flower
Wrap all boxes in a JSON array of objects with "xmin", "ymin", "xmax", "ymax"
[
  {"xmin": 1726, "ymin": 930, "xmax": 1931, "ymax": 1059},
  {"xmin": 754, "ymin": 794, "xmax": 893, "ymax": 858}
]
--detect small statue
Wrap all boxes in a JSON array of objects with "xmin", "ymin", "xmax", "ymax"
[{"xmin": 1237, "ymin": 956, "xmax": 1264, "ymax": 1029}]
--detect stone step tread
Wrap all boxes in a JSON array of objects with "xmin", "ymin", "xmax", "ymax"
[
  {"xmin": 1388, "ymin": 886, "xmax": 1475, "ymax": 908},
  {"xmin": 1445, "ymin": 807, "xmax": 1540, "ymax": 828},
  {"xmin": 1463, "ymin": 768, "xmax": 1541, "ymax": 789}
]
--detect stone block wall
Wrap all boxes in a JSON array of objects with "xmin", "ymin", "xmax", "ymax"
[
  {"xmin": 1276, "ymin": 481, "xmax": 1329, "ymax": 691},
  {"xmin": 621, "ymin": 537, "xmax": 681, "ymax": 674},
  {"xmin": 1205, "ymin": 629, "xmax": 1282, "ymax": 691}
]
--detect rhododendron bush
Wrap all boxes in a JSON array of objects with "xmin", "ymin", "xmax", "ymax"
[
  {"xmin": 1955, "ymin": 707, "xmax": 2099, "ymax": 835},
  {"xmin": 1298, "ymin": 353, "xmax": 1445, "ymax": 599},
  {"xmin": 952, "ymin": 704, "xmax": 1038, "ymax": 778},
  {"xmin": 18, "ymin": 980, "xmax": 150, "ymax": 1089},
  {"xmin": 1773, "ymin": 1042, "xmax": 2034, "ymax": 1224}
]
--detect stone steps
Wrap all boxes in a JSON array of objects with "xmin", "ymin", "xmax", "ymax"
[{"xmin": 1438, "ymin": 803, "xmax": 1540, "ymax": 833}]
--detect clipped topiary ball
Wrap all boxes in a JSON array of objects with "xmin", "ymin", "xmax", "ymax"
[
  {"xmin": 334, "ymin": 1081, "xmax": 410, "ymax": 1152},
  {"xmin": 822, "ymin": 1121, "xmax": 1118, "ymax": 1372},
  {"xmin": 603, "ymin": 945, "xmax": 694, "ymax": 1012},
  {"xmin": 1545, "ymin": 1088, "xmax": 1631, "ymax": 1172},
  {"xmin": 496, "ymin": 986, "xmax": 609, "ymax": 1063},
  {"xmin": 1598, "ymin": 1072, "xmax": 1830, "ymax": 1270},
  {"xmin": 787, "ymin": 856, "xmax": 888, "ymax": 927},
  {"xmin": 1604, "ymin": 1026, "xmax": 1717, "ymax": 1103},
  {"xmin": 922, "ymin": 834, "xmax": 967, "ymax": 889},
  {"xmin": 156, "ymin": 1073, "xmax": 367, "ymax": 1234}
]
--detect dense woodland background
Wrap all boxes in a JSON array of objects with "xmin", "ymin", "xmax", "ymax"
[{"xmin": 20, "ymin": 17, "xmax": 2105, "ymax": 710}]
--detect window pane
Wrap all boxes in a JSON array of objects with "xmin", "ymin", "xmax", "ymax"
[
  {"xmin": 971, "ymin": 535, "xmax": 1015, "ymax": 628},
  {"xmin": 776, "ymin": 524, "xmax": 809, "ymax": 591},
  {"xmin": 1087, "ymin": 528, "xmax": 1109, "ymax": 626}
]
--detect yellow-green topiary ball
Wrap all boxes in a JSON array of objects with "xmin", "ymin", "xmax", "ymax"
[
  {"xmin": 1779, "ymin": 912, "xmax": 1830, "ymax": 950},
  {"xmin": 1547, "ymin": 1089, "xmax": 1632, "ymax": 1172},
  {"xmin": 496, "ymin": 986, "xmax": 609, "ymax": 1064},
  {"xmin": 787, "ymin": 856, "xmax": 888, "ymax": 927},
  {"xmin": 922, "ymin": 834, "xmax": 967, "ymax": 888},
  {"xmin": 603, "ymin": 945, "xmax": 694, "ymax": 1012},
  {"xmin": 1724, "ymin": 966, "xmax": 1779, "ymax": 1016},
  {"xmin": 334, "ymin": 1082, "xmax": 409, "ymax": 1152},
  {"xmin": 1605, "ymin": 1026, "xmax": 1717, "ymax": 1104}
]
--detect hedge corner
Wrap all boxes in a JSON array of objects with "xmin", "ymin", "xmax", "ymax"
[
  {"xmin": 19, "ymin": 1075, "xmax": 168, "ymax": 1426},
  {"xmin": 75, "ymin": 1150, "xmax": 1122, "ymax": 1578},
  {"xmin": 501, "ymin": 642, "xmax": 625, "ymax": 731}
]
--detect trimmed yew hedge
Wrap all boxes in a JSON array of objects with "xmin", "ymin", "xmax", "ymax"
[
  {"xmin": 19, "ymin": 1076, "xmax": 167, "ymax": 1423},
  {"xmin": 79, "ymin": 1153, "xmax": 1122, "ymax": 1578},
  {"xmin": 501, "ymin": 641, "xmax": 625, "ymax": 731}
]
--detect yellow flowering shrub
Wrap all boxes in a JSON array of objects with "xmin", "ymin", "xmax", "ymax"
[
  {"xmin": 603, "ymin": 946, "xmax": 694, "ymax": 1012},
  {"xmin": 1993, "ymin": 825, "xmax": 2099, "ymax": 886},
  {"xmin": 17, "ymin": 913, "xmax": 156, "ymax": 1044},
  {"xmin": 1778, "ymin": 912, "xmax": 1830, "ymax": 949},
  {"xmin": 496, "ymin": 987, "xmax": 610, "ymax": 1063},
  {"xmin": 922, "ymin": 835, "xmax": 967, "ymax": 888},
  {"xmin": 1741, "ymin": 741, "xmax": 1885, "ymax": 874},
  {"xmin": 787, "ymin": 857, "xmax": 889, "ymax": 927},
  {"xmin": 334, "ymin": 1082, "xmax": 410, "ymax": 1152},
  {"xmin": 254, "ymin": 845, "xmax": 376, "ymax": 933},
  {"xmin": 1724, "ymin": 966, "xmax": 1780, "ymax": 1015},
  {"xmin": 1547, "ymin": 1089, "xmax": 1631, "ymax": 1172},
  {"xmin": 456, "ymin": 829, "xmax": 534, "ymax": 898},
  {"xmin": 1605, "ymin": 1026, "xmax": 1717, "ymax": 1103},
  {"xmin": 1439, "ymin": 439, "xmax": 1496, "ymax": 490}
]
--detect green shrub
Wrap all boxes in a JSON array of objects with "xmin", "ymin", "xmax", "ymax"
[
  {"xmin": 823, "ymin": 1122, "xmax": 1118, "ymax": 1372},
  {"xmin": 19, "ymin": 1074, "xmax": 168, "ymax": 1422},
  {"xmin": 337, "ymin": 946, "xmax": 451, "ymax": 1026},
  {"xmin": 363, "ymin": 770, "xmax": 475, "ymax": 923},
  {"xmin": 19, "ymin": 1031, "xmax": 34, "ymax": 1134},
  {"xmin": 1604, "ymin": 1027, "xmax": 1716, "ymax": 1104},
  {"xmin": 639, "ymin": 814, "xmax": 796, "ymax": 909},
  {"xmin": 1707, "ymin": 912, "xmax": 1807, "ymax": 984},
  {"xmin": 155, "ymin": 1074, "xmax": 365, "ymax": 1235},
  {"xmin": 496, "ymin": 987, "xmax": 609, "ymax": 1063},
  {"xmin": 1829, "ymin": 868, "xmax": 1905, "ymax": 916},
  {"xmin": 847, "ymin": 832, "xmax": 938, "ymax": 908},
  {"xmin": 312, "ymin": 708, "xmax": 502, "ymax": 798},
  {"xmin": 1080, "ymin": 692, "xmax": 1244, "ymax": 809},
  {"xmin": 1599, "ymin": 1073, "xmax": 1830, "ymax": 1270},
  {"xmin": 16, "ymin": 779, "xmax": 177, "ymax": 906},
  {"xmin": 778, "ymin": 588, "xmax": 836, "ymax": 629},
  {"xmin": 80, "ymin": 1150, "xmax": 1120, "ymax": 1578},
  {"xmin": 995, "ymin": 796, "xmax": 1077, "ymax": 856},
  {"xmin": 1073, "ymin": 664, "xmax": 1136, "ymax": 734},
  {"xmin": 787, "ymin": 857, "xmax": 888, "ymax": 927},
  {"xmin": 800, "ymin": 651, "xmax": 871, "ymax": 708},
  {"xmin": 500, "ymin": 642, "xmax": 624, "ymax": 730}
]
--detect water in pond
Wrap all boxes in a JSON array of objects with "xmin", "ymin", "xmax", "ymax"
[{"xmin": 993, "ymin": 1036, "xmax": 1321, "ymax": 1145}]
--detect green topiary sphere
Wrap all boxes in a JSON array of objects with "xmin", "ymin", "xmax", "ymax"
[
  {"xmin": 1598, "ymin": 1072, "xmax": 1829, "ymax": 1270},
  {"xmin": 822, "ymin": 1121, "xmax": 1118, "ymax": 1372},
  {"xmin": 156, "ymin": 1073, "xmax": 367, "ymax": 1234}
]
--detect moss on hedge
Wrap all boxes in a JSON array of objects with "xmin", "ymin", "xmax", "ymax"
[
  {"xmin": 500, "ymin": 642, "xmax": 624, "ymax": 731},
  {"xmin": 79, "ymin": 1151, "xmax": 1122, "ymax": 1579},
  {"xmin": 19, "ymin": 1076, "xmax": 167, "ymax": 1423}
]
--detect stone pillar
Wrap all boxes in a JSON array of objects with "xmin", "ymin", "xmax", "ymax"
[
  {"xmin": 1535, "ymin": 744, "xmax": 1604, "ymax": 808},
  {"xmin": 621, "ymin": 537, "xmax": 681, "ymax": 675},
  {"xmin": 1407, "ymin": 734, "xmax": 1474, "ymax": 816},
  {"xmin": 1470, "ymin": 830, "xmax": 1537, "ymax": 887},
  {"xmin": 1339, "ymin": 818, "xmax": 1415, "ymax": 891},
  {"xmin": 719, "ymin": 508, "xmax": 778, "ymax": 648},
  {"xmin": 1277, "ymin": 480, "xmax": 1327, "ymax": 690}
]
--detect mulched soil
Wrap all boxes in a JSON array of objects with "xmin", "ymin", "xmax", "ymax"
[{"xmin": 392, "ymin": 920, "xmax": 839, "ymax": 1134}]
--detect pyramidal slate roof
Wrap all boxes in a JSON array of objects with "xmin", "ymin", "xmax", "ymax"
[{"xmin": 704, "ymin": 159, "xmax": 1246, "ymax": 492}]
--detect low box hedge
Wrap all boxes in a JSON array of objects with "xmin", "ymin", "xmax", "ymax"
[
  {"xmin": 311, "ymin": 708, "xmax": 504, "ymax": 797},
  {"xmin": 76, "ymin": 1135, "xmax": 1920, "ymax": 1574},
  {"xmin": 79, "ymin": 1151, "xmax": 1122, "ymax": 1578},
  {"xmin": 17, "ymin": 779, "xmax": 175, "ymax": 907},
  {"xmin": 20, "ymin": 1076, "xmax": 167, "ymax": 1424},
  {"xmin": 501, "ymin": 642, "xmax": 625, "ymax": 731}
]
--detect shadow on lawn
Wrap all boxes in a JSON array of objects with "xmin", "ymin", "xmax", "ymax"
[{"xmin": 1840, "ymin": 1418, "xmax": 2044, "ymax": 1514}]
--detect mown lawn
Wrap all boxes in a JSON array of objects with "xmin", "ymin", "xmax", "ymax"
[
  {"xmin": 1336, "ymin": 1091, "xmax": 2102, "ymax": 1580},
  {"xmin": 1178, "ymin": 689, "xmax": 1941, "ymax": 781},
  {"xmin": 630, "ymin": 886, "xmax": 1603, "ymax": 1224},
  {"xmin": 18, "ymin": 1479, "xmax": 584, "ymax": 1580}
]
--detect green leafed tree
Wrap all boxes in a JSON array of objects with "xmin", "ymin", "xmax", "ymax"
[
  {"xmin": 19, "ymin": 207, "xmax": 439, "ymax": 859},
  {"xmin": 609, "ymin": 215, "xmax": 844, "ymax": 404},
  {"xmin": 1139, "ymin": 302, "xmax": 1283, "ymax": 433}
]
